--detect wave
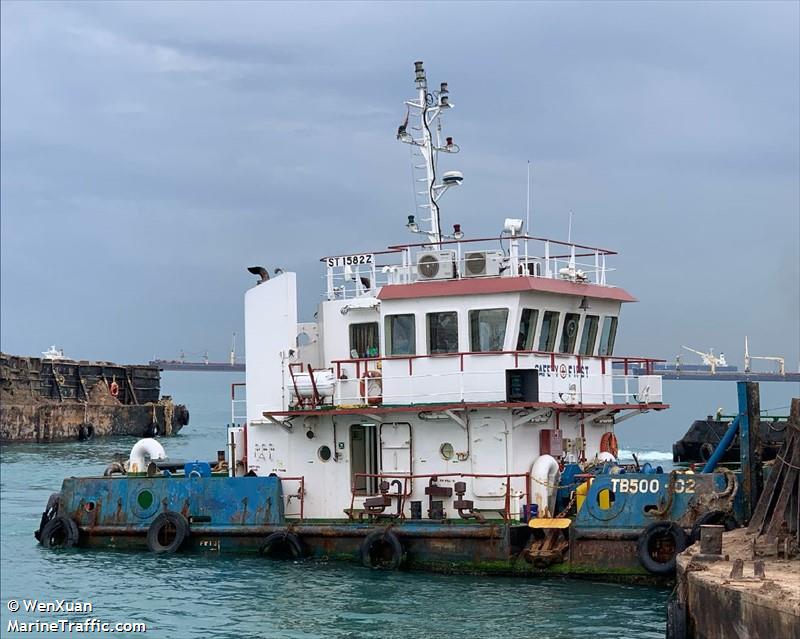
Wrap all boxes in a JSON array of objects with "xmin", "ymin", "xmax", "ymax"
[{"xmin": 617, "ymin": 449, "xmax": 673, "ymax": 461}]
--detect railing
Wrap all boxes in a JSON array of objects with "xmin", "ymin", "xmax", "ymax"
[
  {"xmin": 328, "ymin": 352, "xmax": 664, "ymax": 407},
  {"xmin": 279, "ymin": 475, "xmax": 305, "ymax": 520},
  {"xmin": 321, "ymin": 235, "xmax": 618, "ymax": 300},
  {"xmin": 231, "ymin": 382, "xmax": 247, "ymax": 425},
  {"xmin": 349, "ymin": 471, "xmax": 532, "ymax": 522}
]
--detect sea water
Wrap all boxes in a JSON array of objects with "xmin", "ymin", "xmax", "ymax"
[{"xmin": 1, "ymin": 373, "xmax": 793, "ymax": 638}]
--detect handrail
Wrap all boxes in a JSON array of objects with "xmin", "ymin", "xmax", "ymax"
[
  {"xmin": 277, "ymin": 475, "xmax": 305, "ymax": 520},
  {"xmin": 349, "ymin": 471, "xmax": 532, "ymax": 523},
  {"xmin": 332, "ymin": 351, "xmax": 665, "ymax": 377},
  {"xmin": 386, "ymin": 234, "xmax": 618, "ymax": 255}
]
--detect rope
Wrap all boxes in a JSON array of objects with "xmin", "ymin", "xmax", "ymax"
[{"xmin": 775, "ymin": 452, "xmax": 800, "ymax": 471}]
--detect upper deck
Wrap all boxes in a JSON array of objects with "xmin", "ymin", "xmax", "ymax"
[{"xmin": 321, "ymin": 234, "xmax": 630, "ymax": 302}]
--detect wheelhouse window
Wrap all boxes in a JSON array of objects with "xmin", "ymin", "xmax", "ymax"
[
  {"xmin": 598, "ymin": 316, "xmax": 618, "ymax": 356},
  {"xmin": 427, "ymin": 311, "xmax": 459, "ymax": 354},
  {"xmin": 579, "ymin": 315, "xmax": 599, "ymax": 356},
  {"xmin": 385, "ymin": 314, "xmax": 416, "ymax": 356},
  {"xmin": 538, "ymin": 311, "xmax": 560, "ymax": 352},
  {"xmin": 559, "ymin": 313, "xmax": 581, "ymax": 354},
  {"xmin": 516, "ymin": 308, "xmax": 539, "ymax": 351},
  {"xmin": 469, "ymin": 308, "xmax": 509, "ymax": 352},
  {"xmin": 349, "ymin": 322, "xmax": 379, "ymax": 358}
]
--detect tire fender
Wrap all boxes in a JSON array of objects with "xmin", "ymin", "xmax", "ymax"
[
  {"xmin": 259, "ymin": 531, "xmax": 305, "ymax": 559},
  {"xmin": 146, "ymin": 511, "xmax": 189, "ymax": 554},
  {"xmin": 360, "ymin": 530, "xmax": 405, "ymax": 570},
  {"xmin": 40, "ymin": 515, "xmax": 80, "ymax": 549},
  {"xmin": 637, "ymin": 521, "xmax": 687, "ymax": 575}
]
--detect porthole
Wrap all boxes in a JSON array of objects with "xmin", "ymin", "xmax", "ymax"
[
  {"xmin": 439, "ymin": 443, "xmax": 454, "ymax": 461},
  {"xmin": 137, "ymin": 490, "xmax": 154, "ymax": 510},
  {"xmin": 84, "ymin": 501, "xmax": 96, "ymax": 512},
  {"xmin": 318, "ymin": 445, "xmax": 332, "ymax": 462}
]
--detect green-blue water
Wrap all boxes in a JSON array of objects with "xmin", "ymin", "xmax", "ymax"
[{"xmin": 6, "ymin": 373, "xmax": 793, "ymax": 638}]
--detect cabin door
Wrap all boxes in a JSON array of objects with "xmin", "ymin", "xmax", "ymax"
[
  {"xmin": 350, "ymin": 423, "xmax": 379, "ymax": 495},
  {"xmin": 380, "ymin": 422, "xmax": 411, "ymax": 491},
  {"xmin": 470, "ymin": 416, "xmax": 508, "ymax": 497}
]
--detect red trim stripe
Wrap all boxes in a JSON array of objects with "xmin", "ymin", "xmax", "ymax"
[{"xmin": 377, "ymin": 276, "xmax": 637, "ymax": 302}]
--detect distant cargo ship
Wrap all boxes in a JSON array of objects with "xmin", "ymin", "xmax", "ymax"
[{"xmin": 1, "ymin": 350, "xmax": 189, "ymax": 443}]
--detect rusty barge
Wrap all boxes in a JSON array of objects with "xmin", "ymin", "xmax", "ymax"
[{"xmin": 1, "ymin": 351, "xmax": 189, "ymax": 443}]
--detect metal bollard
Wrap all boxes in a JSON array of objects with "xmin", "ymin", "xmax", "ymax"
[{"xmin": 699, "ymin": 524, "xmax": 724, "ymax": 556}]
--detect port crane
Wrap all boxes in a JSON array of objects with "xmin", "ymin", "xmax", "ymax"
[
  {"xmin": 744, "ymin": 336, "xmax": 785, "ymax": 375},
  {"xmin": 681, "ymin": 345, "xmax": 727, "ymax": 374}
]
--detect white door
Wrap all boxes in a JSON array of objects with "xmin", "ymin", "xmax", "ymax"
[
  {"xmin": 380, "ymin": 422, "xmax": 411, "ymax": 474},
  {"xmin": 470, "ymin": 416, "xmax": 508, "ymax": 497}
]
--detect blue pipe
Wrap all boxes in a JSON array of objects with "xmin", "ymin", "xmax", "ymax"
[{"xmin": 701, "ymin": 415, "xmax": 740, "ymax": 473}]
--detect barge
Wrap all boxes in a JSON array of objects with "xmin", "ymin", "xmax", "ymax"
[
  {"xmin": 2, "ymin": 350, "xmax": 189, "ymax": 443},
  {"xmin": 36, "ymin": 61, "xmax": 747, "ymax": 582}
]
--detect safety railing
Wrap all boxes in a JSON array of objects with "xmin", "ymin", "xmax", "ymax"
[
  {"xmin": 279, "ymin": 475, "xmax": 306, "ymax": 520},
  {"xmin": 321, "ymin": 234, "xmax": 620, "ymax": 300},
  {"xmin": 327, "ymin": 352, "xmax": 664, "ymax": 408},
  {"xmin": 230, "ymin": 382, "xmax": 247, "ymax": 425},
  {"xmin": 349, "ymin": 471, "xmax": 532, "ymax": 522}
]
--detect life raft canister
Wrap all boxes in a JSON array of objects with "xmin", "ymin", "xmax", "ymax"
[{"xmin": 359, "ymin": 371, "xmax": 382, "ymax": 406}]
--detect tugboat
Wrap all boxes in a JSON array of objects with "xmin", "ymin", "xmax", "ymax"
[{"xmin": 36, "ymin": 61, "xmax": 745, "ymax": 581}]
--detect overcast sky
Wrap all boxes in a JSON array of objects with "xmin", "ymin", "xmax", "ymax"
[{"xmin": 1, "ymin": 1, "xmax": 798, "ymax": 372}]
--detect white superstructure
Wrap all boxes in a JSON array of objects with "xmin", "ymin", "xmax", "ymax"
[{"xmin": 231, "ymin": 62, "xmax": 667, "ymax": 523}]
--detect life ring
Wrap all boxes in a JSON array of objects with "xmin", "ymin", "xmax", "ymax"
[
  {"xmin": 636, "ymin": 521, "xmax": 687, "ymax": 575},
  {"xmin": 689, "ymin": 510, "xmax": 738, "ymax": 544},
  {"xmin": 40, "ymin": 515, "xmax": 80, "ymax": 549},
  {"xmin": 360, "ymin": 530, "xmax": 405, "ymax": 570},
  {"xmin": 359, "ymin": 371, "xmax": 382, "ymax": 406},
  {"xmin": 600, "ymin": 432, "xmax": 619, "ymax": 458},
  {"xmin": 146, "ymin": 511, "xmax": 189, "ymax": 554},
  {"xmin": 109, "ymin": 381, "xmax": 120, "ymax": 397},
  {"xmin": 259, "ymin": 531, "xmax": 306, "ymax": 560}
]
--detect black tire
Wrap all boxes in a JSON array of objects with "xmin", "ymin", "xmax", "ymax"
[
  {"xmin": 40, "ymin": 515, "xmax": 80, "ymax": 549},
  {"xmin": 637, "ymin": 521, "xmax": 687, "ymax": 575},
  {"xmin": 259, "ymin": 532, "xmax": 305, "ymax": 560},
  {"xmin": 175, "ymin": 405, "xmax": 190, "ymax": 427},
  {"xmin": 146, "ymin": 512, "xmax": 189, "ymax": 554},
  {"xmin": 77, "ymin": 424, "xmax": 95, "ymax": 441},
  {"xmin": 360, "ymin": 530, "xmax": 405, "ymax": 570},
  {"xmin": 698, "ymin": 442, "xmax": 714, "ymax": 463},
  {"xmin": 690, "ymin": 510, "xmax": 738, "ymax": 544},
  {"xmin": 145, "ymin": 422, "xmax": 160, "ymax": 438}
]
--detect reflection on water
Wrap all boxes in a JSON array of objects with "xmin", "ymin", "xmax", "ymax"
[{"xmin": 1, "ymin": 372, "xmax": 668, "ymax": 638}]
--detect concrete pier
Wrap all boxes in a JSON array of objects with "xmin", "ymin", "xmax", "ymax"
[{"xmin": 676, "ymin": 528, "xmax": 799, "ymax": 638}]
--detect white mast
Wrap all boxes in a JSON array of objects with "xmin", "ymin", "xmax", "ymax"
[{"xmin": 397, "ymin": 61, "xmax": 461, "ymax": 246}]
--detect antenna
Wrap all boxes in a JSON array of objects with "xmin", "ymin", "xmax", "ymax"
[
  {"xmin": 568, "ymin": 211, "xmax": 574, "ymax": 244},
  {"xmin": 526, "ymin": 160, "xmax": 531, "ymax": 236},
  {"xmin": 525, "ymin": 161, "xmax": 531, "ymax": 273},
  {"xmin": 397, "ymin": 61, "xmax": 461, "ymax": 246}
]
